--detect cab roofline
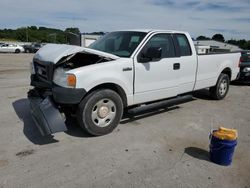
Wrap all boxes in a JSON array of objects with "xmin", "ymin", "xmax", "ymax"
[{"xmin": 111, "ymin": 29, "xmax": 188, "ymax": 34}]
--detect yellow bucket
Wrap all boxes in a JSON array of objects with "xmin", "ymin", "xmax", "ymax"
[{"xmin": 212, "ymin": 127, "xmax": 238, "ymax": 141}]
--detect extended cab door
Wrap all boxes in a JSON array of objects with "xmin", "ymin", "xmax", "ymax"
[
  {"xmin": 133, "ymin": 33, "xmax": 180, "ymax": 104},
  {"xmin": 173, "ymin": 34, "xmax": 197, "ymax": 94}
]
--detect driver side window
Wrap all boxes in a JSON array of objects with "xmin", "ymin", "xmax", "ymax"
[{"xmin": 142, "ymin": 34, "xmax": 176, "ymax": 59}]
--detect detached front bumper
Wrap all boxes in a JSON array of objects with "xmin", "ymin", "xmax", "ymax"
[
  {"xmin": 28, "ymin": 71, "xmax": 87, "ymax": 135},
  {"xmin": 28, "ymin": 94, "xmax": 67, "ymax": 136}
]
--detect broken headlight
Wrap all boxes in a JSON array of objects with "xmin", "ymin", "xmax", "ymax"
[{"xmin": 53, "ymin": 67, "xmax": 76, "ymax": 88}]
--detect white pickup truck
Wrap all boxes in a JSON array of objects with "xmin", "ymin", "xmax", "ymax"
[{"xmin": 28, "ymin": 30, "xmax": 240, "ymax": 136}]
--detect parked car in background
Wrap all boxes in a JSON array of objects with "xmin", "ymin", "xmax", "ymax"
[
  {"xmin": 238, "ymin": 51, "xmax": 250, "ymax": 81},
  {"xmin": 0, "ymin": 42, "xmax": 5, "ymax": 46},
  {"xmin": 0, "ymin": 44, "xmax": 24, "ymax": 53},
  {"xmin": 23, "ymin": 43, "xmax": 44, "ymax": 53}
]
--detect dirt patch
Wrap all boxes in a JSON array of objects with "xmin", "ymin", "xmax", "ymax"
[
  {"xmin": 0, "ymin": 69, "xmax": 28, "ymax": 74},
  {"xmin": 16, "ymin": 149, "xmax": 35, "ymax": 158},
  {"xmin": 8, "ymin": 96, "xmax": 17, "ymax": 99},
  {"xmin": 0, "ymin": 159, "xmax": 9, "ymax": 168}
]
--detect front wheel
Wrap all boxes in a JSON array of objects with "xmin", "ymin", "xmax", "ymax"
[
  {"xmin": 210, "ymin": 73, "xmax": 230, "ymax": 100},
  {"xmin": 15, "ymin": 49, "xmax": 21, "ymax": 53},
  {"xmin": 77, "ymin": 89, "xmax": 123, "ymax": 136}
]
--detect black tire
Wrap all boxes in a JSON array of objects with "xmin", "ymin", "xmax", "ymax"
[
  {"xmin": 15, "ymin": 49, "xmax": 21, "ymax": 53},
  {"xmin": 210, "ymin": 73, "xmax": 230, "ymax": 100},
  {"xmin": 77, "ymin": 89, "xmax": 123, "ymax": 136}
]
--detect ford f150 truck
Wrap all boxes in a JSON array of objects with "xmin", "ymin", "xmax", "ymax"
[{"xmin": 28, "ymin": 30, "xmax": 240, "ymax": 136}]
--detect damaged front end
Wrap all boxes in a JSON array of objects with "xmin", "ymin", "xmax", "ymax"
[{"xmin": 28, "ymin": 44, "xmax": 119, "ymax": 136}]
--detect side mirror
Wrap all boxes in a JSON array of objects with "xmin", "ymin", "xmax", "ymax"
[{"xmin": 138, "ymin": 47, "xmax": 162, "ymax": 63}]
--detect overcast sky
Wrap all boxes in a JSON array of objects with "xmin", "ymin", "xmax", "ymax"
[{"xmin": 0, "ymin": 0, "xmax": 250, "ymax": 39}]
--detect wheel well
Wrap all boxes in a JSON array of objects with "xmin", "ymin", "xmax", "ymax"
[
  {"xmin": 87, "ymin": 83, "xmax": 128, "ymax": 107},
  {"xmin": 221, "ymin": 68, "xmax": 231, "ymax": 80}
]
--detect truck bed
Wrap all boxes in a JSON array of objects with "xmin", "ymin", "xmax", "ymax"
[{"xmin": 194, "ymin": 52, "xmax": 240, "ymax": 90}]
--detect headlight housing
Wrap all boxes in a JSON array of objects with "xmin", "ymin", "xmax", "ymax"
[{"xmin": 53, "ymin": 68, "xmax": 76, "ymax": 88}]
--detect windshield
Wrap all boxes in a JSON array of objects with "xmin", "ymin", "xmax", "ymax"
[{"xmin": 89, "ymin": 31, "xmax": 147, "ymax": 58}]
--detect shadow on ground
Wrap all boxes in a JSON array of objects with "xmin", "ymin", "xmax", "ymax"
[
  {"xmin": 230, "ymin": 81, "xmax": 250, "ymax": 86},
  {"xmin": 184, "ymin": 147, "xmax": 210, "ymax": 162},
  {"xmin": 12, "ymin": 99, "xmax": 59, "ymax": 145},
  {"xmin": 192, "ymin": 89, "xmax": 213, "ymax": 100},
  {"xmin": 64, "ymin": 117, "xmax": 92, "ymax": 138},
  {"xmin": 12, "ymin": 93, "xmax": 212, "ymax": 144},
  {"xmin": 12, "ymin": 98, "xmax": 93, "ymax": 144}
]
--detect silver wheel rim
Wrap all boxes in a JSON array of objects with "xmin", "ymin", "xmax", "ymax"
[
  {"xmin": 219, "ymin": 79, "xmax": 228, "ymax": 96},
  {"xmin": 91, "ymin": 98, "xmax": 116, "ymax": 128}
]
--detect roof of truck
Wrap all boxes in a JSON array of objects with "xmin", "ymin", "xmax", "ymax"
[{"xmin": 115, "ymin": 29, "xmax": 187, "ymax": 34}]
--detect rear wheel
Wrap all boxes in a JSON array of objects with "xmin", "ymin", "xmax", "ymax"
[
  {"xmin": 77, "ymin": 89, "xmax": 123, "ymax": 136},
  {"xmin": 210, "ymin": 73, "xmax": 230, "ymax": 100}
]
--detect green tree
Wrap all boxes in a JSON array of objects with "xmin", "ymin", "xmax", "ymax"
[
  {"xmin": 29, "ymin": 26, "xmax": 38, "ymax": 30},
  {"xmin": 212, "ymin": 34, "xmax": 225, "ymax": 42},
  {"xmin": 65, "ymin": 27, "xmax": 80, "ymax": 34},
  {"xmin": 196, "ymin": 35, "xmax": 210, "ymax": 40},
  {"xmin": 227, "ymin": 39, "xmax": 250, "ymax": 50},
  {"xmin": 15, "ymin": 28, "xmax": 27, "ymax": 41}
]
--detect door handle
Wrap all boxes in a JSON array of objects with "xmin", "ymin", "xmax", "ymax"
[
  {"xmin": 173, "ymin": 63, "xmax": 180, "ymax": 70},
  {"xmin": 123, "ymin": 67, "xmax": 132, "ymax": 71}
]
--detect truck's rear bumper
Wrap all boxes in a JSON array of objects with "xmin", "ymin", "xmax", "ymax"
[
  {"xmin": 28, "ymin": 96, "xmax": 67, "ymax": 136},
  {"xmin": 239, "ymin": 65, "xmax": 250, "ymax": 81}
]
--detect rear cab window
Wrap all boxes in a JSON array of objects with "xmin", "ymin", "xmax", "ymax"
[{"xmin": 174, "ymin": 34, "xmax": 192, "ymax": 56}]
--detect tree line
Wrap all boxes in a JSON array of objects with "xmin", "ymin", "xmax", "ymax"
[
  {"xmin": 0, "ymin": 26, "xmax": 249, "ymax": 50},
  {"xmin": 0, "ymin": 26, "xmax": 87, "ymax": 44},
  {"xmin": 196, "ymin": 34, "xmax": 250, "ymax": 50}
]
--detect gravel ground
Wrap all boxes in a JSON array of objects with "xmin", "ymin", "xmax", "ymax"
[{"xmin": 0, "ymin": 53, "xmax": 249, "ymax": 188}]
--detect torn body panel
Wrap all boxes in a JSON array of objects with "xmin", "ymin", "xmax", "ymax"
[{"xmin": 56, "ymin": 52, "xmax": 114, "ymax": 70}]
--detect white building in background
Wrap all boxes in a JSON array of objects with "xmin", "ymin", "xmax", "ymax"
[
  {"xmin": 81, "ymin": 34, "xmax": 101, "ymax": 47},
  {"xmin": 194, "ymin": 40, "xmax": 242, "ymax": 54},
  {"xmin": 67, "ymin": 33, "xmax": 102, "ymax": 47}
]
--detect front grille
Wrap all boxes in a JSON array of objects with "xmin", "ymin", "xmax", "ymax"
[
  {"xmin": 32, "ymin": 59, "xmax": 54, "ymax": 88},
  {"xmin": 35, "ymin": 63, "xmax": 47, "ymax": 80}
]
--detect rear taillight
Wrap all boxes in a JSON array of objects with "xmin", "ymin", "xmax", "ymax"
[{"xmin": 238, "ymin": 57, "xmax": 242, "ymax": 67}]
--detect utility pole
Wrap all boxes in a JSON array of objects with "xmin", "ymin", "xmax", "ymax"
[{"xmin": 26, "ymin": 27, "xmax": 28, "ymax": 42}]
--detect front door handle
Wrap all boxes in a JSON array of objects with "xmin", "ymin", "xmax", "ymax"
[
  {"xmin": 123, "ymin": 67, "xmax": 132, "ymax": 71},
  {"xmin": 173, "ymin": 63, "xmax": 180, "ymax": 70}
]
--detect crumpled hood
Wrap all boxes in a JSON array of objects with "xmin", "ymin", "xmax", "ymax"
[{"xmin": 33, "ymin": 44, "xmax": 120, "ymax": 63}]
